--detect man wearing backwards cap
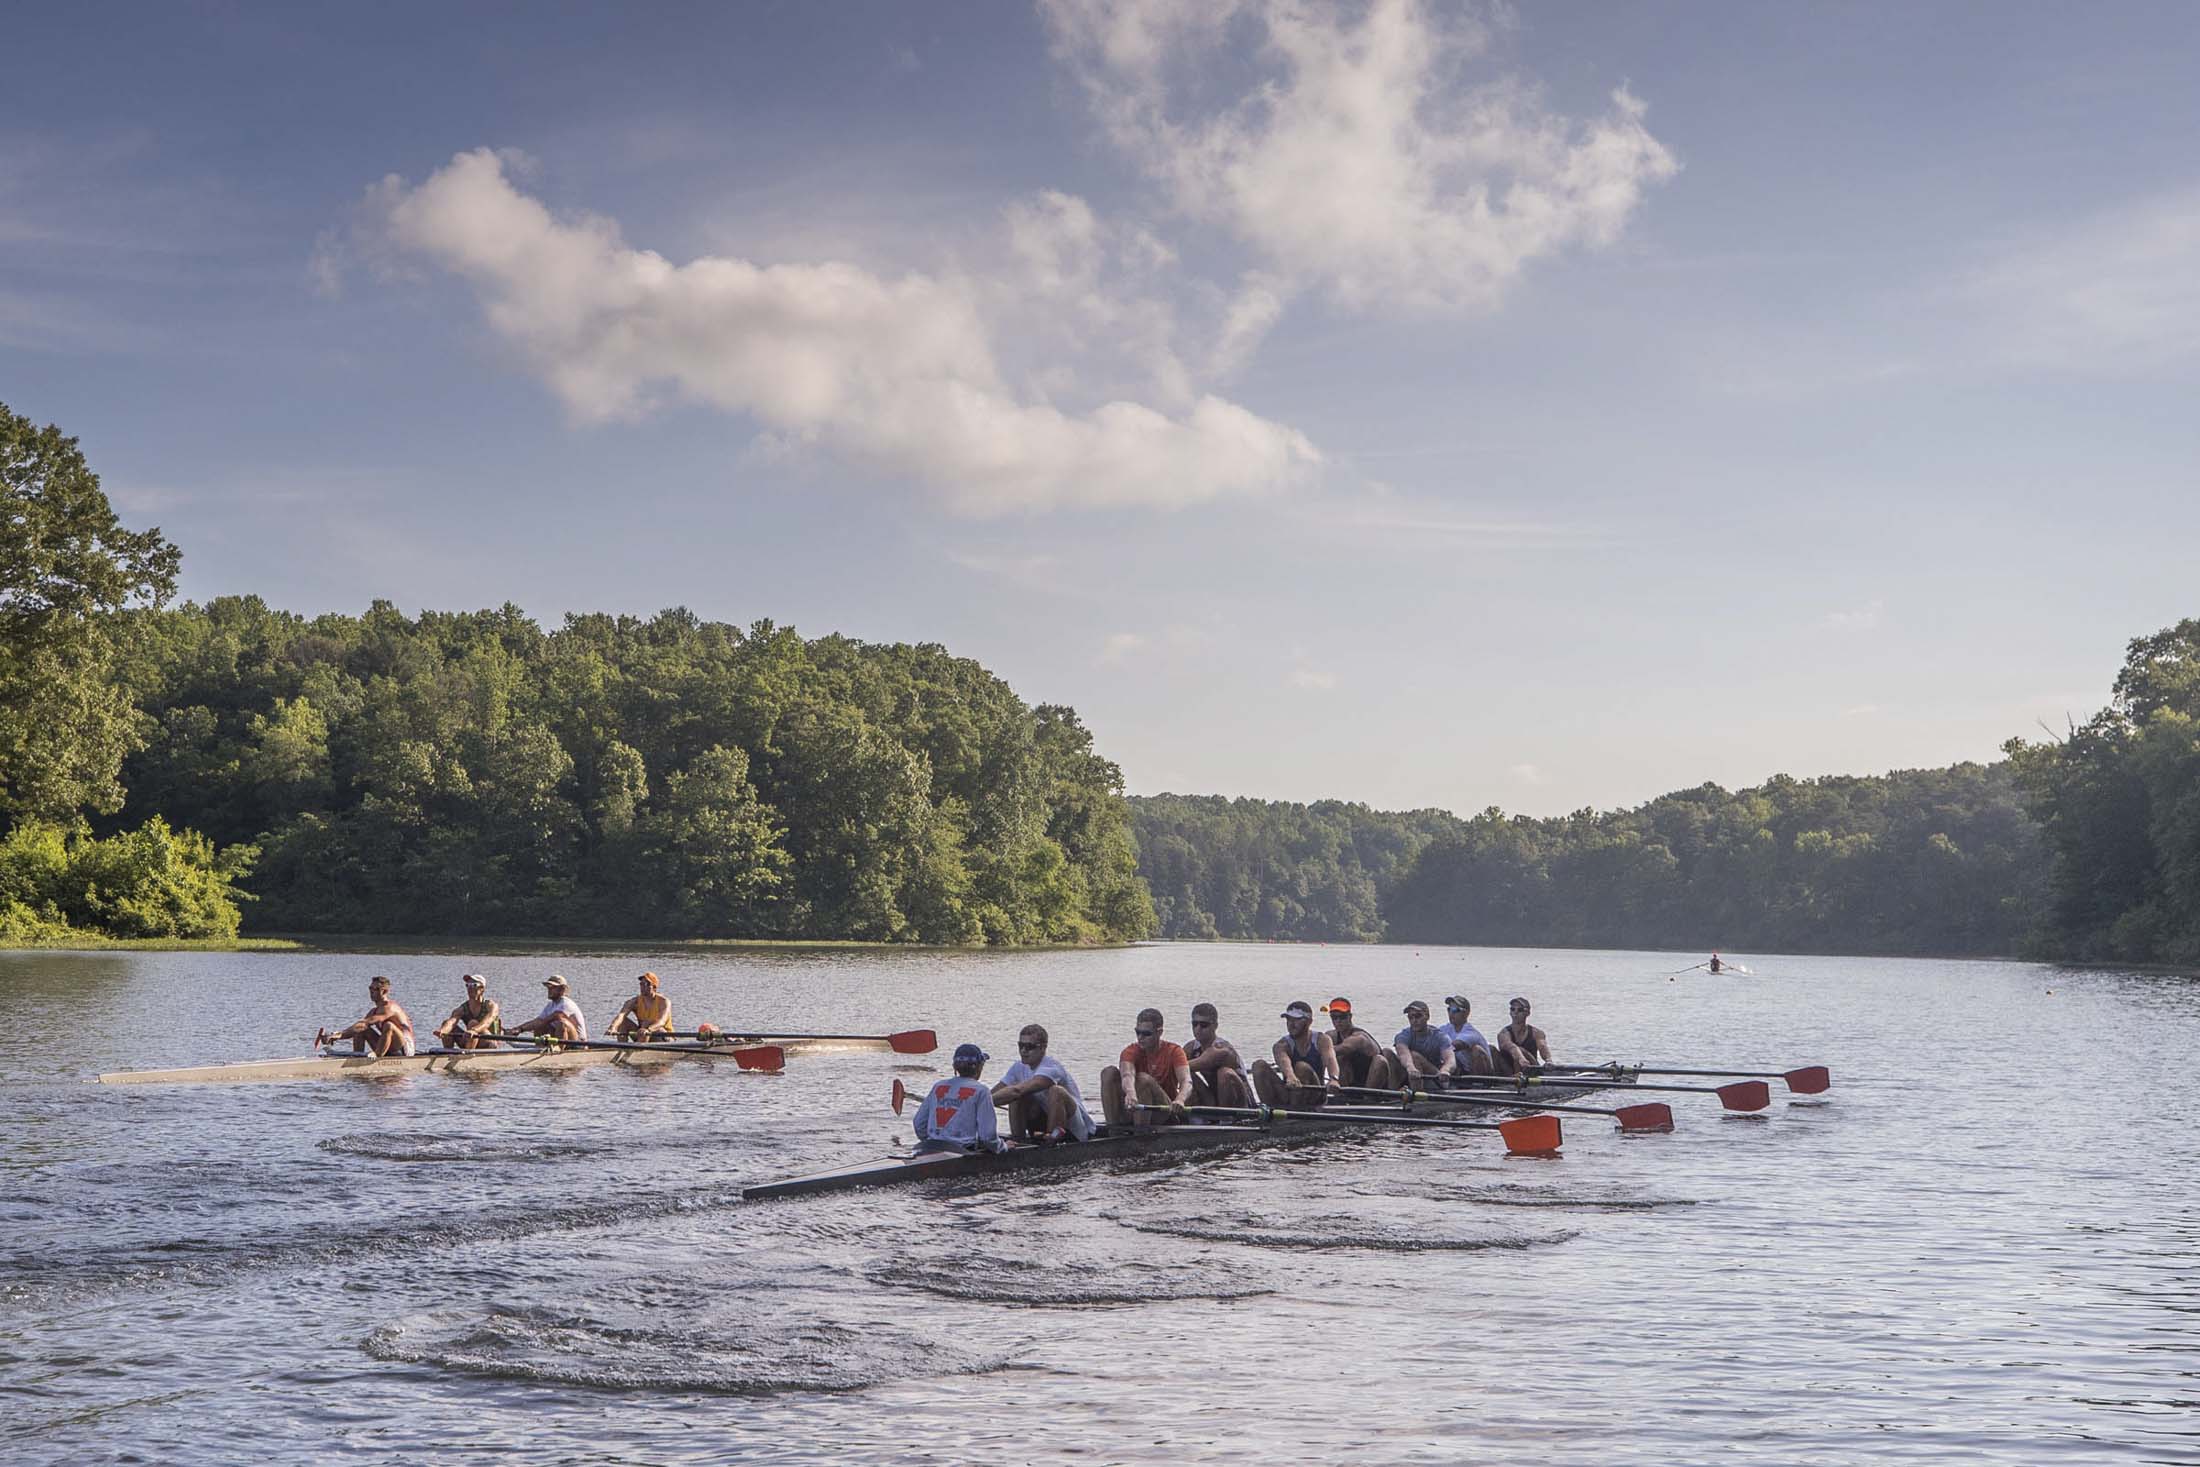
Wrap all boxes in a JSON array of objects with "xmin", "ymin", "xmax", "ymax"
[
  {"xmin": 1252, "ymin": 1000, "xmax": 1341, "ymax": 1105},
  {"xmin": 609, "ymin": 972, "xmax": 673, "ymax": 1041},
  {"xmin": 1439, "ymin": 996, "xmax": 1495, "ymax": 1075},
  {"xmin": 914, "ymin": 1043, "xmax": 1004, "ymax": 1153},
  {"xmin": 1392, "ymin": 1000, "xmax": 1457, "ymax": 1084},
  {"xmin": 431, "ymin": 974, "xmax": 502, "ymax": 1051},
  {"xmin": 1321, "ymin": 996, "xmax": 1397, "ymax": 1093},
  {"xmin": 505, "ymin": 975, "xmax": 588, "ymax": 1042}
]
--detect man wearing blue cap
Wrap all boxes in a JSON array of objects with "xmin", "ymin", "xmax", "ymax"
[{"xmin": 912, "ymin": 1043, "xmax": 1005, "ymax": 1153}]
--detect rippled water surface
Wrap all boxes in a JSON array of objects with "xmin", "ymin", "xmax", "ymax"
[{"xmin": 3, "ymin": 943, "xmax": 2195, "ymax": 1464}]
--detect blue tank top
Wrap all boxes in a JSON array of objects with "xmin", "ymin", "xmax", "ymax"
[{"xmin": 1284, "ymin": 1031, "xmax": 1321, "ymax": 1075}]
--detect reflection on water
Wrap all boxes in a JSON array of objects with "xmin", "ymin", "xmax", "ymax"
[{"xmin": 3, "ymin": 943, "xmax": 2198, "ymax": 1463}]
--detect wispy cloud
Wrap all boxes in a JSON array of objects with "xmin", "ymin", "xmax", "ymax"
[
  {"xmin": 1042, "ymin": 0, "xmax": 1678, "ymax": 314},
  {"xmin": 1509, "ymin": 762, "xmax": 1548, "ymax": 785},
  {"xmin": 1099, "ymin": 631, "xmax": 1147, "ymax": 664},
  {"xmin": 1819, "ymin": 599, "xmax": 1884, "ymax": 632},
  {"xmin": 1965, "ymin": 185, "xmax": 2200, "ymax": 373}
]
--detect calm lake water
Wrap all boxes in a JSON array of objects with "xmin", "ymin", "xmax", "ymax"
[{"xmin": 2, "ymin": 942, "xmax": 2195, "ymax": 1465}]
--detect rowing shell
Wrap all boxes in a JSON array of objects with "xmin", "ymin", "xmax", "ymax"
[{"xmin": 95, "ymin": 1036, "xmax": 816, "ymax": 1086}]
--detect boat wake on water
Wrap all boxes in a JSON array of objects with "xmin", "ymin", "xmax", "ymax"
[
  {"xmin": 363, "ymin": 1306, "xmax": 1008, "ymax": 1396},
  {"xmin": 866, "ymin": 1253, "xmax": 1273, "ymax": 1306},
  {"xmin": 1357, "ymin": 1181, "xmax": 1703, "ymax": 1210},
  {"xmin": 1102, "ymin": 1209, "xmax": 1580, "ymax": 1253},
  {"xmin": 315, "ymin": 1130, "xmax": 623, "ymax": 1165}
]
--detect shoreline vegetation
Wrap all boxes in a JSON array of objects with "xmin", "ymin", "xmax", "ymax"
[{"xmin": 6, "ymin": 399, "xmax": 2200, "ymax": 966}]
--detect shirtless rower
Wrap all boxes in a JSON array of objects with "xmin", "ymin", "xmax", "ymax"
[
  {"xmin": 990, "ymin": 1024, "xmax": 1092, "ymax": 1144},
  {"xmin": 506, "ymin": 975, "xmax": 588, "ymax": 1042},
  {"xmin": 609, "ymin": 971, "xmax": 672, "ymax": 1040},
  {"xmin": 1439, "ymin": 995, "xmax": 1495, "ymax": 1075},
  {"xmin": 1495, "ymin": 996, "xmax": 1553, "ymax": 1076},
  {"xmin": 1392, "ymin": 999, "xmax": 1456, "ymax": 1084},
  {"xmin": 1100, "ymin": 1007, "xmax": 1192, "ymax": 1130},
  {"xmin": 1183, "ymin": 1002, "xmax": 1253, "ymax": 1109},
  {"xmin": 319, "ymin": 976, "xmax": 415, "ymax": 1057},
  {"xmin": 1251, "ymin": 1000, "xmax": 1338, "ymax": 1105},
  {"xmin": 431, "ymin": 974, "xmax": 501, "ymax": 1050}
]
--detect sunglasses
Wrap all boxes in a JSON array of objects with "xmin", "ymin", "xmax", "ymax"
[
  {"xmin": 1191, "ymin": 1018, "xmax": 1216, "ymax": 1027},
  {"xmin": 1134, "ymin": 1028, "xmax": 1158, "ymax": 1038},
  {"xmin": 1018, "ymin": 1040, "xmax": 1044, "ymax": 1050}
]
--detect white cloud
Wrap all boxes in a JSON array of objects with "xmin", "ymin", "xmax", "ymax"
[
  {"xmin": 1289, "ymin": 665, "xmax": 1336, "ymax": 690},
  {"xmin": 357, "ymin": 149, "xmax": 1319, "ymax": 515},
  {"xmin": 1041, "ymin": 0, "xmax": 1678, "ymax": 313},
  {"xmin": 1966, "ymin": 186, "xmax": 2200, "ymax": 372},
  {"xmin": 1099, "ymin": 631, "xmax": 1148, "ymax": 663},
  {"xmin": 1819, "ymin": 599, "xmax": 1884, "ymax": 632},
  {"xmin": 1508, "ymin": 762, "xmax": 1548, "ymax": 785}
]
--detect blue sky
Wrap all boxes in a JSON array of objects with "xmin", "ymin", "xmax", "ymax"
[{"xmin": 6, "ymin": 2, "xmax": 2197, "ymax": 815}]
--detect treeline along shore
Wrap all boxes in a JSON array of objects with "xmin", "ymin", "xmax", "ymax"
[{"xmin": 5, "ymin": 399, "xmax": 2199, "ymax": 963}]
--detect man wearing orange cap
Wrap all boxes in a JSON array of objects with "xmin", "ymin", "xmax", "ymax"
[
  {"xmin": 1321, "ymin": 996, "xmax": 1396, "ymax": 1093},
  {"xmin": 610, "ymin": 972, "xmax": 673, "ymax": 1041}
]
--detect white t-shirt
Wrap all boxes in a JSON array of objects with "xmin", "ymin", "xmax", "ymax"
[
  {"xmin": 995, "ymin": 1056, "xmax": 1094, "ymax": 1140},
  {"xmin": 534, "ymin": 996, "xmax": 588, "ymax": 1040}
]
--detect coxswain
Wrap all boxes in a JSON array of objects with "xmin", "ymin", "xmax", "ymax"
[
  {"xmin": 1183, "ymin": 1002, "xmax": 1253, "ymax": 1108},
  {"xmin": 431, "ymin": 974, "xmax": 501, "ymax": 1050},
  {"xmin": 990, "ymin": 1024, "xmax": 1092, "ymax": 1144},
  {"xmin": 1100, "ymin": 1007, "xmax": 1192, "ymax": 1130},
  {"xmin": 1438, "ymin": 995, "xmax": 1495, "ymax": 1074},
  {"xmin": 1495, "ymin": 996, "xmax": 1553, "ymax": 1076},
  {"xmin": 1320, "ymin": 996, "xmax": 1396, "ymax": 1092},
  {"xmin": 506, "ymin": 975, "xmax": 587, "ymax": 1042},
  {"xmin": 1392, "ymin": 999, "xmax": 1456, "ymax": 1084},
  {"xmin": 609, "ymin": 971, "xmax": 673, "ymax": 1040},
  {"xmin": 320, "ymin": 976, "xmax": 415, "ymax": 1057},
  {"xmin": 1252, "ymin": 1000, "xmax": 1339, "ymax": 1105},
  {"xmin": 914, "ymin": 1043, "xmax": 1004, "ymax": 1153}
]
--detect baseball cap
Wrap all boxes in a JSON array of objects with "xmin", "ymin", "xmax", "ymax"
[
  {"xmin": 637, "ymin": 971, "xmax": 660, "ymax": 985},
  {"xmin": 462, "ymin": 973, "xmax": 486, "ymax": 988},
  {"xmin": 1403, "ymin": 999, "xmax": 1430, "ymax": 1016},
  {"xmin": 1443, "ymin": 994, "xmax": 1470, "ymax": 1010},
  {"xmin": 952, "ymin": 1042, "xmax": 989, "ymax": 1065},
  {"xmin": 543, "ymin": 975, "xmax": 569, "ymax": 989},
  {"xmin": 1281, "ymin": 1001, "xmax": 1313, "ymax": 1020},
  {"xmin": 1320, "ymin": 997, "xmax": 1352, "ymax": 1015}
]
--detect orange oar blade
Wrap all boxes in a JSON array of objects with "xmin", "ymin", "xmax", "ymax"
[
  {"xmin": 732, "ymin": 1044, "xmax": 786, "ymax": 1073},
  {"xmin": 1784, "ymin": 1065, "xmax": 1831, "ymax": 1095},
  {"xmin": 1496, "ymin": 1114, "xmax": 1563, "ymax": 1155},
  {"xmin": 889, "ymin": 1028, "xmax": 939, "ymax": 1055},
  {"xmin": 1717, "ymin": 1080, "xmax": 1771, "ymax": 1111},
  {"xmin": 1615, "ymin": 1102, "xmax": 1675, "ymax": 1133},
  {"xmin": 891, "ymin": 1077, "xmax": 908, "ymax": 1115}
]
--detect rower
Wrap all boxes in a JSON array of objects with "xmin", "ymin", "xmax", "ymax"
[
  {"xmin": 1392, "ymin": 1000, "xmax": 1456, "ymax": 1084},
  {"xmin": 1252, "ymin": 1000, "xmax": 1339, "ymax": 1105},
  {"xmin": 609, "ymin": 971, "xmax": 672, "ymax": 1040},
  {"xmin": 506, "ymin": 975, "xmax": 588, "ymax": 1042},
  {"xmin": 1321, "ymin": 996, "xmax": 1395, "ymax": 1092},
  {"xmin": 990, "ymin": 1024, "xmax": 1092, "ymax": 1144},
  {"xmin": 431, "ymin": 974, "xmax": 501, "ymax": 1051},
  {"xmin": 320, "ymin": 976, "xmax": 415, "ymax": 1057},
  {"xmin": 1495, "ymin": 996, "xmax": 1553, "ymax": 1076},
  {"xmin": 914, "ymin": 1043, "xmax": 1004, "ymax": 1153},
  {"xmin": 1708, "ymin": 952, "xmax": 1725, "ymax": 974},
  {"xmin": 1100, "ymin": 1007, "xmax": 1192, "ymax": 1130},
  {"xmin": 1438, "ymin": 995, "xmax": 1495, "ymax": 1075},
  {"xmin": 1183, "ymin": 1002, "xmax": 1252, "ymax": 1108}
]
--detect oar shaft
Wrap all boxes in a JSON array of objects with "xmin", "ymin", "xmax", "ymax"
[
  {"xmin": 1137, "ymin": 1104, "xmax": 1504, "ymax": 1133},
  {"xmin": 1336, "ymin": 1085, "xmax": 1620, "ymax": 1118}
]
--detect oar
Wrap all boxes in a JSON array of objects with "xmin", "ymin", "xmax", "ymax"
[
  {"xmin": 1535, "ymin": 1062, "xmax": 1829, "ymax": 1096},
  {"xmin": 1664, "ymin": 962, "xmax": 1709, "ymax": 975},
  {"xmin": 677, "ymin": 1027, "xmax": 937, "ymax": 1055},
  {"xmin": 1334, "ymin": 1085, "xmax": 1674, "ymax": 1132},
  {"xmin": 1134, "ymin": 1104, "xmax": 1562, "ymax": 1157},
  {"xmin": 1458, "ymin": 1074, "xmax": 1769, "ymax": 1112},
  {"xmin": 495, "ymin": 1034, "xmax": 785, "ymax": 1071}
]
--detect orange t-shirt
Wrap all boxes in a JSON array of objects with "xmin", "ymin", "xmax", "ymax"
[{"xmin": 1119, "ymin": 1040, "xmax": 1189, "ymax": 1090}]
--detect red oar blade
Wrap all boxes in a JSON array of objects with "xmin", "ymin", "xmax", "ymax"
[
  {"xmin": 1615, "ymin": 1102, "xmax": 1675, "ymax": 1133},
  {"xmin": 888, "ymin": 1028, "xmax": 938, "ymax": 1055},
  {"xmin": 1784, "ymin": 1065, "xmax": 1831, "ymax": 1095},
  {"xmin": 1497, "ymin": 1114, "xmax": 1562, "ymax": 1155},
  {"xmin": 732, "ymin": 1044, "xmax": 785, "ymax": 1073},
  {"xmin": 891, "ymin": 1077, "xmax": 908, "ymax": 1115},
  {"xmin": 1717, "ymin": 1080, "xmax": 1771, "ymax": 1111}
]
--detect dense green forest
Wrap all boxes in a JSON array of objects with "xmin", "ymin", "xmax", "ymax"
[
  {"xmin": 7, "ymin": 398, "xmax": 2200, "ymax": 961},
  {"xmin": 1133, "ymin": 763, "xmax": 2045, "ymax": 955}
]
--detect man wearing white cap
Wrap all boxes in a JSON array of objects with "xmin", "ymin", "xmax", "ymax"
[
  {"xmin": 505, "ymin": 975, "xmax": 588, "ymax": 1042},
  {"xmin": 432, "ymin": 974, "xmax": 502, "ymax": 1050}
]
